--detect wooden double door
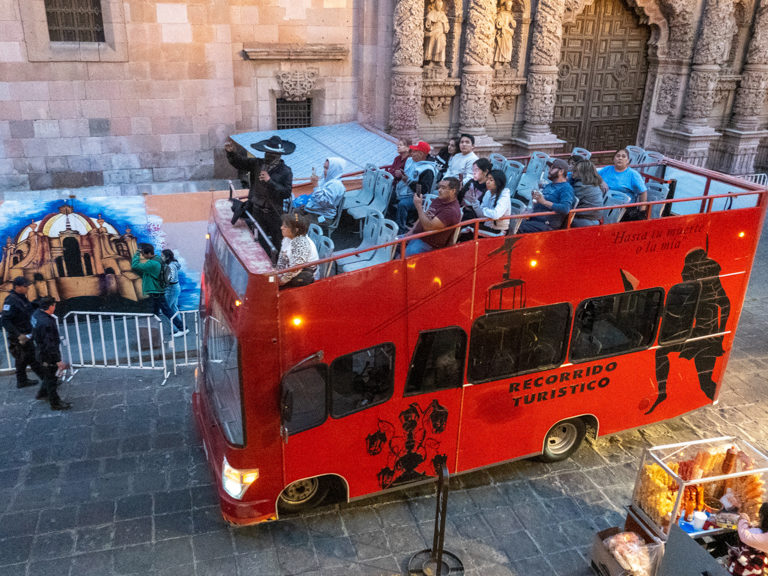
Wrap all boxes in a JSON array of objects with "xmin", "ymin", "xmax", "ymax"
[{"xmin": 551, "ymin": 0, "xmax": 650, "ymax": 152}]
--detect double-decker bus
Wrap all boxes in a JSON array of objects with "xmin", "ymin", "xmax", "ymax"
[{"xmin": 193, "ymin": 157, "xmax": 767, "ymax": 525}]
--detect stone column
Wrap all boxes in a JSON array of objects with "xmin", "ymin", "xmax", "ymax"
[
  {"xmin": 714, "ymin": 0, "xmax": 768, "ymax": 174},
  {"xmin": 457, "ymin": 0, "xmax": 500, "ymax": 153},
  {"xmin": 512, "ymin": 0, "xmax": 566, "ymax": 155},
  {"xmin": 389, "ymin": 0, "xmax": 424, "ymax": 140}
]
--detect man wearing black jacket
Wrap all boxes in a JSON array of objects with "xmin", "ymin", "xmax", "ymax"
[
  {"xmin": 1, "ymin": 276, "xmax": 44, "ymax": 388},
  {"xmin": 224, "ymin": 135, "xmax": 295, "ymax": 251},
  {"xmin": 31, "ymin": 296, "xmax": 70, "ymax": 410}
]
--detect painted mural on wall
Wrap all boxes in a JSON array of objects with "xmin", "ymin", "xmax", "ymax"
[{"xmin": 0, "ymin": 197, "xmax": 200, "ymax": 313}]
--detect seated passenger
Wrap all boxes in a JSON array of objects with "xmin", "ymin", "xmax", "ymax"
[
  {"xmin": 459, "ymin": 158, "xmax": 491, "ymax": 221},
  {"xmin": 392, "ymin": 141, "xmax": 438, "ymax": 234},
  {"xmin": 444, "ymin": 134, "xmax": 479, "ymax": 186},
  {"xmin": 599, "ymin": 148, "xmax": 647, "ymax": 221},
  {"xmin": 518, "ymin": 158, "xmax": 575, "ymax": 233},
  {"xmin": 571, "ymin": 159, "xmax": 605, "ymax": 227},
  {"xmin": 277, "ymin": 214, "xmax": 318, "ymax": 289},
  {"xmin": 385, "ymin": 137, "xmax": 412, "ymax": 192},
  {"xmin": 466, "ymin": 169, "xmax": 511, "ymax": 234},
  {"xmin": 405, "ymin": 177, "xmax": 462, "ymax": 257},
  {"xmin": 434, "ymin": 137, "xmax": 457, "ymax": 180},
  {"xmin": 294, "ymin": 157, "xmax": 346, "ymax": 225}
]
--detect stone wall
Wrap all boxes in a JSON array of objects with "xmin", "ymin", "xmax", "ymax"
[{"xmin": 0, "ymin": 0, "xmax": 363, "ymax": 192}]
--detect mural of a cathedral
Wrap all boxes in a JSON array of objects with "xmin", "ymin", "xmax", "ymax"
[{"xmin": 1, "ymin": 203, "xmax": 144, "ymax": 307}]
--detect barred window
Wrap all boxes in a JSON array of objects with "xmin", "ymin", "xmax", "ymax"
[
  {"xmin": 45, "ymin": 0, "xmax": 105, "ymax": 43},
  {"xmin": 276, "ymin": 99, "xmax": 312, "ymax": 130}
]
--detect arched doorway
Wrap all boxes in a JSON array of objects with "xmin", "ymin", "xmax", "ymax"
[{"xmin": 551, "ymin": 0, "xmax": 650, "ymax": 152}]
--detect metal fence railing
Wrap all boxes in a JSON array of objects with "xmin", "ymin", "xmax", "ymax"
[{"xmin": 1, "ymin": 310, "xmax": 200, "ymax": 385}]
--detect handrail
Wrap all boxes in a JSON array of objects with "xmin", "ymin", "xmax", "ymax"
[{"xmin": 272, "ymin": 186, "xmax": 766, "ymax": 279}]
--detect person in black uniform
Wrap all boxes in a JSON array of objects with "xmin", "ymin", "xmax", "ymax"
[
  {"xmin": 224, "ymin": 135, "xmax": 295, "ymax": 251},
  {"xmin": 31, "ymin": 296, "xmax": 70, "ymax": 410},
  {"xmin": 1, "ymin": 276, "xmax": 44, "ymax": 389}
]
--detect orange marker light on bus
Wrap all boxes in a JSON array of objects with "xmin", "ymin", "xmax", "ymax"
[
  {"xmin": 433, "ymin": 277, "xmax": 442, "ymax": 288},
  {"xmin": 529, "ymin": 259, "xmax": 538, "ymax": 268},
  {"xmin": 235, "ymin": 300, "xmax": 242, "ymax": 307},
  {"xmin": 739, "ymin": 231, "xmax": 746, "ymax": 238},
  {"xmin": 205, "ymin": 233, "xmax": 210, "ymax": 239},
  {"xmin": 291, "ymin": 316, "xmax": 303, "ymax": 327}
]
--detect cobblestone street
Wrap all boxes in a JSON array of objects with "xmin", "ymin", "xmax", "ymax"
[{"xmin": 1, "ymin": 217, "xmax": 767, "ymax": 576}]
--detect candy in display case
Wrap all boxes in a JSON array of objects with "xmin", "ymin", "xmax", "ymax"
[{"xmin": 631, "ymin": 436, "xmax": 768, "ymax": 538}]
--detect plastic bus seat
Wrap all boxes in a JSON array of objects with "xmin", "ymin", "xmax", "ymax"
[
  {"xmin": 626, "ymin": 145, "xmax": 646, "ymax": 165},
  {"xmin": 506, "ymin": 197, "xmax": 528, "ymax": 235},
  {"xmin": 321, "ymin": 191, "xmax": 346, "ymax": 239},
  {"xmin": 337, "ymin": 218, "xmax": 398, "ymax": 273},
  {"xmin": 603, "ymin": 190, "xmax": 632, "ymax": 224},
  {"xmin": 489, "ymin": 153, "xmax": 508, "ymax": 171},
  {"xmin": 313, "ymin": 235, "xmax": 335, "ymax": 279},
  {"xmin": 504, "ymin": 160, "xmax": 526, "ymax": 197},
  {"xmin": 642, "ymin": 151, "xmax": 665, "ymax": 179},
  {"xmin": 334, "ymin": 209, "xmax": 383, "ymax": 269},
  {"xmin": 646, "ymin": 181, "xmax": 670, "ymax": 219},
  {"xmin": 571, "ymin": 147, "xmax": 592, "ymax": 161},
  {"xmin": 343, "ymin": 163, "xmax": 378, "ymax": 210},
  {"xmin": 347, "ymin": 170, "xmax": 393, "ymax": 236},
  {"xmin": 515, "ymin": 151, "xmax": 550, "ymax": 204},
  {"xmin": 307, "ymin": 223, "xmax": 324, "ymax": 247}
]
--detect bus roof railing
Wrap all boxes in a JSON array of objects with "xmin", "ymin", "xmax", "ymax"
[{"xmin": 270, "ymin": 186, "xmax": 767, "ymax": 281}]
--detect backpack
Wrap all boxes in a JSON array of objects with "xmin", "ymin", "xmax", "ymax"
[{"xmin": 156, "ymin": 258, "xmax": 168, "ymax": 291}]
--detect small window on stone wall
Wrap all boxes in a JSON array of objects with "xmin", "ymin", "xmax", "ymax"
[
  {"xmin": 45, "ymin": 0, "xmax": 105, "ymax": 43},
  {"xmin": 276, "ymin": 99, "xmax": 312, "ymax": 130}
]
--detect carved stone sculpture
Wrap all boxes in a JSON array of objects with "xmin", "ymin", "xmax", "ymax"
[
  {"xmin": 524, "ymin": 71, "xmax": 558, "ymax": 127},
  {"xmin": 529, "ymin": 0, "xmax": 566, "ymax": 67},
  {"xmin": 658, "ymin": 0, "xmax": 698, "ymax": 59},
  {"xmin": 683, "ymin": 68, "xmax": 720, "ymax": 122},
  {"xmin": 494, "ymin": 0, "xmax": 517, "ymax": 68},
  {"xmin": 276, "ymin": 69, "xmax": 319, "ymax": 101},
  {"xmin": 460, "ymin": 73, "xmax": 493, "ymax": 130},
  {"xmin": 424, "ymin": 0, "xmax": 450, "ymax": 66},
  {"xmin": 390, "ymin": 73, "xmax": 423, "ymax": 136},
  {"xmin": 392, "ymin": 0, "xmax": 424, "ymax": 68},
  {"xmin": 692, "ymin": 0, "xmax": 736, "ymax": 66},
  {"xmin": 463, "ymin": 0, "xmax": 496, "ymax": 67},
  {"xmin": 730, "ymin": 0, "xmax": 768, "ymax": 130},
  {"xmin": 746, "ymin": 1, "xmax": 768, "ymax": 64},
  {"xmin": 655, "ymin": 74, "xmax": 680, "ymax": 115},
  {"xmin": 390, "ymin": 0, "xmax": 424, "ymax": 138}
]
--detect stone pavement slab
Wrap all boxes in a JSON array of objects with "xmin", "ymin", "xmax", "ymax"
[{"xmin": 1, "ymin": 218, "xmax": 767, "ymax": 575}]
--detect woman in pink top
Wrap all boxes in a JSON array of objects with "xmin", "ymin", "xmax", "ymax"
[{"xmin": 738, "ymin": 504, "xmax": 768, "ymax": 554}]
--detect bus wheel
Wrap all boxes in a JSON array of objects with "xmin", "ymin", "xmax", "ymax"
[
  {"xmin": 539, "ymin": 418, "xmax": 586, "ymax": 462},
  {"xmin": 278, "ymin": 477, "xmax": 329, "ymax": 513}
]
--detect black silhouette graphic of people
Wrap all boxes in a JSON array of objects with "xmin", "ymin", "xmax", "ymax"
[{"xmin": 646, "ymin": 247, "xmax": 730, "ymax": 415}]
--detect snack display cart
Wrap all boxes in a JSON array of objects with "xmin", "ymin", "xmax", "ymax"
[{"xmin": 592, "ymin": 436, "xmax": 768, "ymax": 576}]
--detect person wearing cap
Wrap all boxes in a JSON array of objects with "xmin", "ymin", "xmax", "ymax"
[
  {"xmin": 392, "ymin": 140, "xmax": 439, "ymax": 234},
  {"xmin": 518, "ymin": 158, "xmax": 575, "ymax": 233},
  {"xmin": 224, "ymin": 135, "xmax": 295, "ymax": 250},
  {"xmin": 1, "ymin": 276, "xmax": 44, "ymax": 389},
  {"xmin": 31, "ymin": 296, "xmax": 70, "ymax": 410}
]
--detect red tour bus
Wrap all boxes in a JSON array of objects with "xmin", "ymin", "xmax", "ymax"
[{"xmin": 193, "ymin": 157, "xmax": 767, "ymax": 525}]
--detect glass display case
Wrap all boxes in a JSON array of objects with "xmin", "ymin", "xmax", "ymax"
[{"xmin": 630, "ymin": 436, "xmax": 768, "ymax": 540}]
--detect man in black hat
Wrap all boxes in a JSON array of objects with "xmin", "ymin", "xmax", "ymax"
[
  {"xmin": 1, "ymin": 276, "xmax": 45, "ymax": 388},
  {"xmin": 519, "ymin": 157, "xmax": 575, "ymax": 233},
  {"xmin": 224, "ymin": 135, "xmax": 295, "ymax": 250},
  {"xmin": 31, "ymin": 296, "xmax": 71, "ymax": 410}
]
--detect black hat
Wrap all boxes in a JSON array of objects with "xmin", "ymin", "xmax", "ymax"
[
  {"xmin": 12, "ymin": 276, "xmax": 31, "ymax": 287},
  {"xmin": 251, "ymin": 135, "xmax": 296, "ymax": 155}
]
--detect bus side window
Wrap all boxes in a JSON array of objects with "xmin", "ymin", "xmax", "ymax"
[
  {"xmin": 281, "ymin": 365, "xmax": 328, "ymax": 436},
  {"xmin": 405, "ymin": 327, "xmax": 467, "ymax": 396},
  {"xmin": 467, "ymin": 304, "xmax": 570, "ymax": 383},
  {"xmin": 330, "ymin": 343, "xmax": 395, "ymax": 418},
  {"xmin": 658, "ymin": 282, "xmax": 701, "ymax": 344},
  {"xmin": 570, "ymin": 288, "xmax": 664, "ymax": 362}
]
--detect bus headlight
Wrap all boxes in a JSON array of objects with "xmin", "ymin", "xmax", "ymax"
[{"xmin": 221, "ymin": 457, "xmax": 259, "ymax": 500}]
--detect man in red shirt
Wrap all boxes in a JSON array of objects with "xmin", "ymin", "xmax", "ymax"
[{"xmin": 404, "ymin": 176, "xmax": 461, "ymax": 256}]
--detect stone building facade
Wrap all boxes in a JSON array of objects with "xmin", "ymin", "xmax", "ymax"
[{"xmin": 1, "ymin": 0, "xmax": 768, "ymax": 194}]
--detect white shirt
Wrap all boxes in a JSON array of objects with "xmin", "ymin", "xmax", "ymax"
[
  {"xmin": 472, "ymin": 187, "xmax": 511, "ymax": 231},
  {"xmin": 445, "ymin": 152, "xmax": 479, "ymax": 185}
]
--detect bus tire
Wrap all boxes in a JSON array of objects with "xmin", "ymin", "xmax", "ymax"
[
  {"xmin": 278, "ymin": 477, "xmax": 330, "ymax": 514},
  {"xmin": 538, "ymin": 418, "xmax": 586, "ymax": 462}
]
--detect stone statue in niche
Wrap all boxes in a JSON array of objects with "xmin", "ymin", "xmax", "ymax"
[
  {"xmin": 424, "ymin": 0, "xmax": 450, "ymax": 66},
  {"xmin": 494, "ymin": 0, "xmax": 516, "ymax": 68}
]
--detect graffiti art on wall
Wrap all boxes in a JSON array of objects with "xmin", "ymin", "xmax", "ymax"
[
  {"xmin": 366, "ymin": 400, "xmax": 448, "ymax": 489},
  {"xmin": 0, "ymin": 197, "xmax": 199, "ymax": 312}
]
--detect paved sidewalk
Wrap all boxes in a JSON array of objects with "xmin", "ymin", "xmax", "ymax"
[{"xmin": 1, "ymin": 219, "xmax": 767, "ymax": 576}]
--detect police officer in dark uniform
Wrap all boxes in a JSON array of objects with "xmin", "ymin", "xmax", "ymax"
[
  {"xmin": 31, "ymin": 296, "xmax": 70, "ymax": 410},
  {"xmin": 1, "ymin": 276, "xmax": 44, "ymax": 388},
  {"xmin": 224, "ymin": 135, "xmax": 295, "ymax": 251}
]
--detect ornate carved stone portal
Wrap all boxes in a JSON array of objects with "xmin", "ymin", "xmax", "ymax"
[
  {"xmin": 551, "ymin": 0, "xmax": 650, "ymax": 151},
  {"xmin": 275, "ymin": 69, "xmax": 319, "ymax": 101}
]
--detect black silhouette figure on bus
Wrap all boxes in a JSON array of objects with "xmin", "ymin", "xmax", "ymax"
[
  {"xmin": 366, "ymin": 400, "xmax": 448, "ymax": 489},
  {"xmin": 646, "ymin": 247, "xmax": 730, "ymax": 415}
]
